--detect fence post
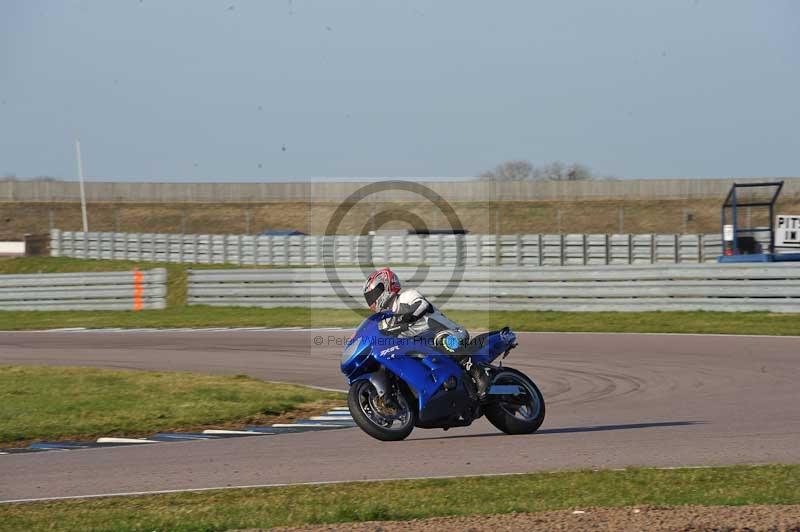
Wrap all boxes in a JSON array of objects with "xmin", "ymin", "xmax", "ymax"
[
  {"xmin": 165, "ymin": 234, "xmax": 172, "ymax": 263},
  {"xmin": 560, "ymin": 234, "xmax": 565, "ymax": 266},
  {"xmin": 122, "ymin": 233, "xmax": 130, "ymax": 261},
  {"xmin": 674, "ymin": 234, "xmax": 680, "ymax": 263},
  {"xmin": 237, "ymin": 234, "xmax": 243, "ymax": 266},
  {"xmin": 605, "ymin": 234, "xmax": 610, "ymax": 265},
  {"xmin": 51, "ymin": 229, "xmax": 61, "ymax": 257},
  {"xmin": 538, "ymin": 234, "xmax": 543, "ymax": 266},
  {"xmin": 516, "ymin": 234, "xmax": 522, "ymax": 266},
  {"xmin": 650, "ymin": 234, "xmax": 656, "ymax": 264},
  {"xmin": 627, "ymin": 234, "xmax": 633, "ymax": 264},
  {"xmin": 401, "ymin": 233, "xmax": 408, "ymax": 264},
  {"xmin": 582, "ymin": 234, "xmax": 588, "ymax": 265},
  {"xmin": 698, "ymin": 233, "xmax": 704, "ymax": 263},
  {"xmin": 135, "ymin": 233, "xmax": 142, "ymax": 261},
  {"xmin": 82, "ymin": 231, "xmax": 88, "ymax": 259},
  {"xmin": 283, "ymin": 236, "xmax": 289, "ymax": 266}
]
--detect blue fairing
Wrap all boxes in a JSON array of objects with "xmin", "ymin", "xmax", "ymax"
[{"xmin": 340, "ymin": 312, "xmax": 517, "ymax": 417}]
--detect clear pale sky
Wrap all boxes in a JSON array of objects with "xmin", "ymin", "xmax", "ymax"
[{"xmin": 1, "ymin": 0, "xmax": 798, "ymax": 182}]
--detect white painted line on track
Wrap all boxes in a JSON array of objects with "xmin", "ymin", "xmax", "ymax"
[
  {"xmin": 202, "ymin": 430, "xmax": 262, "ymax": 435},
  {"xmin": 309, "ymin": 416, "xmax": 353, "ymax": 421},
  {"xmin": 5, "ymin": 326, "xmax": 352, "ymax": 334},
  {"xmin": 96, "ymin": 438, "xmax": 158, "ymax": 444},
  {"xmin": 0, "ymin": 464, "xmax": 768, "ymax": 505},
  {"xmin": 270, "ymin": 423, "xmax": 349, "ymax": 428}
]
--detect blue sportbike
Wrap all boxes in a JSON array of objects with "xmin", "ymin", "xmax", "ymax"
[{"xmin": 340, "ymin": 312, "xmax": 546, "ymax": 441}]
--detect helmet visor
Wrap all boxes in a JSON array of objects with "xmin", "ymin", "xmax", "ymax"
[{"xmin": 363, "ymin": 283, "xmax": 385, "ymax": 308}]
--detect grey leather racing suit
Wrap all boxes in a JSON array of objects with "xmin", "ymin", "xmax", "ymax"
[{"xmin": 380, "ymin": 289, "xmax": 468, "ymax": 345}]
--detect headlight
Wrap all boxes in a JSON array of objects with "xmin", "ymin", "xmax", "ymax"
[{"xmin": 341, "ymin": 337, "xmax": 362, "ymax": 364}]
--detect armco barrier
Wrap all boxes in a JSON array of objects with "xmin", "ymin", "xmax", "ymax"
[
  {"xmin": 51, "ymin": 229, "xmax": 744, "ymax": 266},
  {"xmin": 0, "ymin": 269, "xmax": 167, "ymax": 311},
  {"xmin": 187, "ymin": 264, "xmax": 800, "ymax": 312}
]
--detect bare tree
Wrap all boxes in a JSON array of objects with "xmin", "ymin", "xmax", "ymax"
[
  {"xmin": 479, "ymin": 160, "xmax": 594, "ymax": 181},
  {"xmin": 479, "ymin": 160, "xmax": 534, "ymax": 181}
]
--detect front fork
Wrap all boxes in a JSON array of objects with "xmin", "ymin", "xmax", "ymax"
[{"xmin": 367, "ymin": 367, "xmax": 391, "ymax": 398}]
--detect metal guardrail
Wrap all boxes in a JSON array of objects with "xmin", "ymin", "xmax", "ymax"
[
  {"xmin": 0, "ymin": 269, "xmax": 167, "ymax": 311},
  {"xmin": 51, "ymin": 229, "xmax": 747, "ymax": 266},
  {"xmin": 187, "ymin": 264, "xmax": 800, "ymax": 312}
]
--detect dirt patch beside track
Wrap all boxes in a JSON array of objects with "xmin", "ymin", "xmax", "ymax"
[{"xmin": 268, "ymin": 505, "xmax": 800, "ymax": 531}]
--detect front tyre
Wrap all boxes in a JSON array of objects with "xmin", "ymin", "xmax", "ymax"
[
  {"xmin": 348, "ymin": 379, "xmax": 416, "ymax": 441},
  {"xmin": 484, "ymin": 368, "xmax": 545, "ymax": 435}
]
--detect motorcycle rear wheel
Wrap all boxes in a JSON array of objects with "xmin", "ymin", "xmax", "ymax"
[
  {"xmin": 484, "ymin": 368, "xmax": 545, "ymax": 435},
  {"xmin": 348, "ymin": 379, "xmax": 416, "ymax": 441}
]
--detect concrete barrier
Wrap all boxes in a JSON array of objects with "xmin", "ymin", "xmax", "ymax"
[{"xmin": 187, "ymin": 264, "xmax": 800, "ymax": 312}]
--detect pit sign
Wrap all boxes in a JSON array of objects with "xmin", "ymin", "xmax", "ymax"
[{"xmin": 776, "ymin": 215, "xmax": 800, "ymax": 247}]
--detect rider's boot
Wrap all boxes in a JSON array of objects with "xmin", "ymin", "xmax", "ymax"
[{"xmin": 463, "ymin": 358, "xmax": 490, "ymax": 398}]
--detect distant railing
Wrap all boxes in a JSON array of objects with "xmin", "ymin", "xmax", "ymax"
[
  {"xmin": 0, "ymin": 269, "xmax": 167, "ymax": 311},
  {"xmin": 187, "ymin": 265, "xmax": 800, "ymax": 312},
  {"xmin": 50, "ymin": 229, "xmax": 748, "ymax": 266}
]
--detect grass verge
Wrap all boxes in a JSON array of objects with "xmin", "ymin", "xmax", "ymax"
[
  {"xmin": 3, "ymin": 306, "xmax": 800, "ymax": 336},
  {"xmin": 1, "ymin": 465, "xmax": 799, "ymax": 531},
  {"xmin": 0, "ymin": 365, "xmax": 343, "ymax": 446}
]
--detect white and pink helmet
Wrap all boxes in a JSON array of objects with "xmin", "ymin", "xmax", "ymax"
[{"xmin": 363, "ymin": 267, "xmax": 401, "ymax": 311}]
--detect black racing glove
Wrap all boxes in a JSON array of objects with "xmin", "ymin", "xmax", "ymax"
[{"xmin": 398, "ymin": 312, "xmax": 415, "ymax": 324}]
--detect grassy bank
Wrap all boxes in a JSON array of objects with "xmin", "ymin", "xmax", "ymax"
[
  {"xmin": 0, "ymin": 365, "xmax": 343, "ymax": 446},
  {"xmin": 1, "ymin": 465, "xmax": 799, "ymax": 531},
  {"xmin": 5, "ymin": 198, "xmax": 800, "ymax": 240}
]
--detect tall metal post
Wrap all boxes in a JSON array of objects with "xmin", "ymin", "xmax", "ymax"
[{"xmin": 75, "ymin": 138, "xmax": 89, "ymax": 233}]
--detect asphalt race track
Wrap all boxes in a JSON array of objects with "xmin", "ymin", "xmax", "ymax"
[{"xmin": 1, "ymin": 329, "xmax": 799, "ymax": 503}]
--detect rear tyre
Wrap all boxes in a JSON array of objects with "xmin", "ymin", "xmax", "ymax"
[
  {"xmin": 348, "ymin": 379, "xmax": 416, "ymax": 441},
  {"xmin": 484, "ymin": 367, "xmax": 545, "ymax": 435}
]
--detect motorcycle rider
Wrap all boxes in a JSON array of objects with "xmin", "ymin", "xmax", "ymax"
[{"xmin": 362, "ymin": 267, "xmax": 490, "ymax": 395}]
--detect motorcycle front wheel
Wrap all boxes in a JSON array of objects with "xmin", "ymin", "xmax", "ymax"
[
  {"xmin": 348, "ymin": 379, "xmax": 416, "ymax": 441},
  {"xmin": 484, "ymin": 367, "xmax": 546, "ymax": 435}
]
